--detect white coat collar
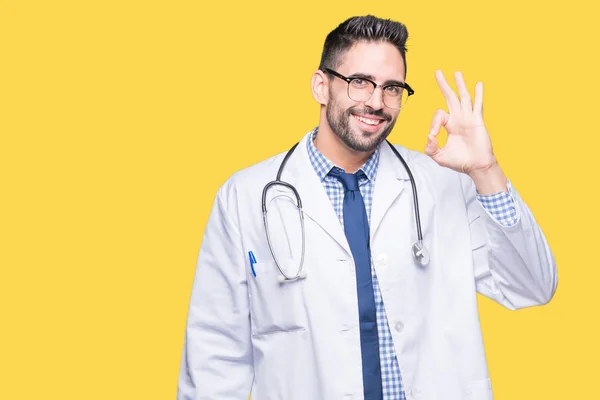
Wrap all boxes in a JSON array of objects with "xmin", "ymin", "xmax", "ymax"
[{"xmin": 275, "ymin": 130, "xmax": 411, "ymax": 254}]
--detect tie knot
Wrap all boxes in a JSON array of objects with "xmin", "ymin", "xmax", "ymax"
[{"xmin": 329, "ymin": 168, "xmax": 365, "ymax": 192}]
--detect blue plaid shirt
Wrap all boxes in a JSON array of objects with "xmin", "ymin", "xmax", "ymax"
[{"xmin": 306, "ymin": 127, "xmax": 517, "ymax": 400}]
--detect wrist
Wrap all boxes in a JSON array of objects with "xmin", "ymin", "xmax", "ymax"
[{"xmin": 468, "ymin": 162, "xmax": 508, "ymax": 195}]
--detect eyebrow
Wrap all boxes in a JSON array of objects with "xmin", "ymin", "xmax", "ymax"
[{"xmin": 348, "ymin": 72, "xmax": 405, "ymax": 86}]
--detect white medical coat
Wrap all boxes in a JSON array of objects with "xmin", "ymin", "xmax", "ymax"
[{"xmin": 177, "ymin": 133, "xmax": 557, "ymax": 400}]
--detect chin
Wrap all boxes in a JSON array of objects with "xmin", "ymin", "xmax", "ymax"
[
  {"xmin": 353, "ymin": 127, "xmax": 389, "ymax": 150},
  {"xmin": 345, "ymin": 134, "xmax": 384, "ymax": 153}
]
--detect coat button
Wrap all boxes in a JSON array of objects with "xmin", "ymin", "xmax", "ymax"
[
  {"xmin": 394, "ymin": 321, "xmax": 404, "ymax": 332},
  {"xmin": 373, "ymin": 253, "xmax": 388, "ymax": 265}
]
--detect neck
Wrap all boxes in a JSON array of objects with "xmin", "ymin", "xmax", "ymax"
[{"xmin": 315, "ymin": 120, "xmax": 374, "ymax": 174}]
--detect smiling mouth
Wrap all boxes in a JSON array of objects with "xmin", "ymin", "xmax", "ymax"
[{"xmin": 352, "ymin": 114, "xmax": 386, "ymax": 126}]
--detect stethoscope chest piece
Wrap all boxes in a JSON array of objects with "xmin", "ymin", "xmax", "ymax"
[{"xmin": 412, "ymin": 241, "xmax": 430, "ymax": 267}]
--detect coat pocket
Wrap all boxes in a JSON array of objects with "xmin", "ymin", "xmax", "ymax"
[
  {"xmin": 248, "ymin": 258, "xmax": 307, "ymax": 336},
  {"xmin": 467, "ymin": 378, "xmax": 493, "ymax": 400}
]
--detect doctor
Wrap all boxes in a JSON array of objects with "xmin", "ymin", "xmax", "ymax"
[{"xmin": 177, "ymin": 15, "xmax": 557, "ymax": 400}]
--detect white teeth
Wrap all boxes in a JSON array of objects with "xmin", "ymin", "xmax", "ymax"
[{"xmin": 355, "ymin": 115, "xmax": 381, "ymax": 125}]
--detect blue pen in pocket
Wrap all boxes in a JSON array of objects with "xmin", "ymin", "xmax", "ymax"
[{"xmin": 249, "ymin": 251, "xmax": 257, "ymax": 277}]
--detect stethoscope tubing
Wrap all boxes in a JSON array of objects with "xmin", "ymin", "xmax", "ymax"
[
  {"xmin": 385, "ymin": 141, "xmax": 423, "ymax": 244},
  {"xmin": 261, "ymin": 139, "xmax": 427, "ymax": 282}
]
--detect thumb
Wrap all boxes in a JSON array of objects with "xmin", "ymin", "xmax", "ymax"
[
  {"xmin": 424, "ymin": 133, "xmax": 440, "ymax": 158},
  {"xmin": 425, "ymin": 133, "xmax": 447, "ymax": 167},
  {"xmin": 425, "ymin": 109, "xmax": 449, "ymax": 161}
]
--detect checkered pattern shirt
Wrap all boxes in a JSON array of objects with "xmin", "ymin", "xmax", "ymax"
[{"xmin": 305, "ymin": 127, "xmax": 518, "ymax": 400}]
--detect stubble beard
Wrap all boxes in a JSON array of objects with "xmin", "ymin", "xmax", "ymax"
[{"xmin": 325, "ymin": 97, "xmax": 397, "ymax": 153}]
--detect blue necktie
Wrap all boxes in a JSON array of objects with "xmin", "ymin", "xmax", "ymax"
[{"xmin": 329, "ymin": 168, "xmax": 382, "ymax": 400}]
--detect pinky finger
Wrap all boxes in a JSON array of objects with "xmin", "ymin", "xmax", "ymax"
[{"xmin": 473, "ymin": 81, "xmax": 484, "ymax": 115}]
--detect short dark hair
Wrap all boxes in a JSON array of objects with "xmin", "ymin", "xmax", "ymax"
[{"xmin": 318, "ymin": 15, "xmax": 409, "ymax": 75}]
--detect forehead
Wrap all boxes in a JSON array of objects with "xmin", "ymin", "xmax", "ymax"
[{"xmin": 337, "ymin": 41, "xmax": 405, "ymax": 80}]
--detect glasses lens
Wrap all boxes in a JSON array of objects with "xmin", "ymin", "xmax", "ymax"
[
  {"xmin": 347, "ymin": 79, "xmax": 373, "ymax": 103},
  {"xmin": 348, "ymin": 82, "xmax": 411, "ymax": 110},
  {"xmin": 383, "ymin": 87, "xmax": 410, "ymax": 110}
]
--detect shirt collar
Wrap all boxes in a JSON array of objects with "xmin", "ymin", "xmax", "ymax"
[{"xmin": 306, "ymin": 127, "xmax": 380, "ymax": 182}]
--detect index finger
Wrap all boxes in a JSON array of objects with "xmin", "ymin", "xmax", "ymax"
[{"xmin": 435, "ymin": 70, "xmax": 460, "ymax": 112}]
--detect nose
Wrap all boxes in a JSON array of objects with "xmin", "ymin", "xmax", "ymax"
[{"xmin": 364, "ymin": 86, "xmax": 384, "ymax": 110}]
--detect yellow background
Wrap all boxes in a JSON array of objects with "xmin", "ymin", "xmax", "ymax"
[{"xmin": 1, "ymin": 0, "xmax": 597, "ymax": 398}]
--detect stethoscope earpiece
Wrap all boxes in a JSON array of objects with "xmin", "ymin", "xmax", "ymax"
[
  {"xmin": 411, "ymin": 242, "xmax": 430, "ymax": 267},
  {"xmin": 278, "ymin": 270, "xmax": 308, "ymax": 283}
]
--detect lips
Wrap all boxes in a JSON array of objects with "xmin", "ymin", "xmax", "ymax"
[
  {"xmin": 352, "ymin": 113, "xmax": 387, "ymax": 133},
  {"xmin": 353, "ymin": 114, "xmax": 384, "ymax": 125}
]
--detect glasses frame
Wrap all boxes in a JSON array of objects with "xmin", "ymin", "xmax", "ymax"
[{"xmin": 323, "ymin": 68, "xmax": 414, "ymax": 110}]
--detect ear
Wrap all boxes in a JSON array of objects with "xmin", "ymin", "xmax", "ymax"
[{"xmin": 311, "ymin": 70, "xmax": 329, "ymax": 105}]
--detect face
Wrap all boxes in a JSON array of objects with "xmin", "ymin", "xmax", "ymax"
[{"xmin": 325, "ymin": 41, "xmax": 405, "ymax": 152}]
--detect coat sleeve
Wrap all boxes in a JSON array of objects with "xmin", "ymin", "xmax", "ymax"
[
  {"xmin": 177, "ymin": 180, "xmax": 254, "ymax": 399},
  {"xmin": 460, "ymin": 173, "xmax": 558, "ymax": 310}
]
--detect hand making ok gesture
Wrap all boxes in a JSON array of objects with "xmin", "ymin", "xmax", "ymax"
[{"xmin": 425, "ymin": 70, "xmax": 508, "ymax": 194}]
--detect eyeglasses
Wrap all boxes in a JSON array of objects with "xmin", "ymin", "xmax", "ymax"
[{"xmin": 323, "ymin": 68, "xmax": 414, "ymax": 110}]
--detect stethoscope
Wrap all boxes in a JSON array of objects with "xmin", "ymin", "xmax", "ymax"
[{"xmin": 262, "ymin": 140, "xmax": 430, "ymax": 283}]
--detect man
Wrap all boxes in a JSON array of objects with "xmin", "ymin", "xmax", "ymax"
[{"xmin": 177, "ymin": 15, "xmax": 557, "ymax": 400}]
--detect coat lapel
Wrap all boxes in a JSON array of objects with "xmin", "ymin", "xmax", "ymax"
[
  {"xmin": 271, "ymin": 136, "xmax": 415, "ymax": 255},
  {"xmin": 370, "ymin": 141, "xmax": 410, "ymax": 241},
  {"xmin": 274, "ymin": 133, "xmax": 351, "ymax": 256}
]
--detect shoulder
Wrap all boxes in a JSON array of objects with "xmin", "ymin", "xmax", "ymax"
[
  {"xmin": 387, "ymin": 143, "xmax": 454, "ymax": 178},
  {"xmin": 385, "ymin": 142, "xmax": 470, "ymax": 196},
  {"xmin": 215, "ymin": 149, "xmax": 288, "ymax": 207}
]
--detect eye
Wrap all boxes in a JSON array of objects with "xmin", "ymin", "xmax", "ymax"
[
  {"xmin": 350, "ymin": 78, "xmax": 369, "ymax": 88},
  {"xmin": 384, "ymin": 85, "xmax": 403, "ymax": 96}
]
